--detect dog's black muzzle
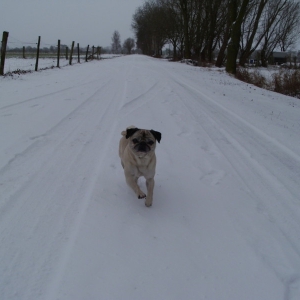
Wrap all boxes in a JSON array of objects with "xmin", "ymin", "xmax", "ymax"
[{"xmin": 135, "ymin": 142, "xmax": 151, "ymax": 153}]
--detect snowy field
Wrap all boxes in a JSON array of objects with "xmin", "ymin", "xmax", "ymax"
[
  {"xmin": 3, "ymin": 54, "xmax": 121, "ymax": 73},
  {"xmin": 1, "ymin": 55, "xmax": 300, "ymax": 300},
  {"xmin": 3, "ymin": 57, "xmax": 69, "ymax": 73}
]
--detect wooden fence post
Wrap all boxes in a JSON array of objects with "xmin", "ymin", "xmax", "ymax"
[
  {"xmin": 77, "ymin": 43, "xmax": 80, "ymax": 63},
  {"xmin": 69, "ymin": 41, "xmax": 75, "ymax": 65},
  {"xmin": 57, "ymin": 39, "xmax": 60, "ymax": 67},
  {"xmin": 23, "ymin": 46, "xmax": 26, "ymax": 59},
  {"xmin": 0, "ymin": 31, "xmax": 9, "ymax": 76},
  {"xmin": 66, "ymin": 47, "xmax": 68, "ymax": 60},
  {"xmin": 85, "ymin": 45, "xmax": 89, "ymax": 62},
  {"xmin": 35, "ymin": 36, "xmax": 41, "ymax": 71},
  {"xmin": 92, "ymin": 46, "xmax": 95, "ymax": 59}
]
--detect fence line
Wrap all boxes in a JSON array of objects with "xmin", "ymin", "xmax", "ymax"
[{"xmin": 1, "ymin": 31, "xmax": 102, "ymax": 75}]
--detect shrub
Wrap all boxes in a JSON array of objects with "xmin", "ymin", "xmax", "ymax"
[
  {"xmin": 272, "ymin": 69, "xmax": 300, "ymax": 99},
  {"xmin": 236, "ymin": 67, "xmax": 267, "ymax": 89}
]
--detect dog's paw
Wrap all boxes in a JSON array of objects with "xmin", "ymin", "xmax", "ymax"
[
  {"xmin": 137, "ymin": 191, "xmax": 146, "ymax": 199},
  {"xmin": 145, "ymin": 198, "xmax": 153, "ymax": 207}
]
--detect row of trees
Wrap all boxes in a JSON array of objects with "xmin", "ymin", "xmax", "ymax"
[
  {"xmin": 132, "ymin": 0, "xmax": 300, "ymax": 73},
  {"xmin": 7, "ymin": 35, "xmax": 136, "ymax": 56},
  {"xmin": 111, "ymin": 31, "xmax": 135, "ymax": 54},
  {"xmin": 6, "ymin": 31, "xmax": 136, "ymax": 56},
  {"xmin": 7, "ymin": 44, "xmax": 81, "ymax": 54}
]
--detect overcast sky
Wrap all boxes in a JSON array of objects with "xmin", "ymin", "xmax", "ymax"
[{"xmin": 1, "ymin": 0, "xmax": 145, "ymax": 49}]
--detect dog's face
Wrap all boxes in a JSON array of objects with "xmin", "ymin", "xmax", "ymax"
[{"xmin": 126, "ymin": 128, "xmax": 161, "ymax": 156}]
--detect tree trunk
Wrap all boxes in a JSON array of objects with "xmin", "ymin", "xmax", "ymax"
[
  {"xmin": 261, "ymin": 49, "xmax": 268, "ymax": 67},
  {"xmin": 216, "ymin": 39, "xmax": 229, "ymax": 67},
  {"xmin": 172, "ymin": 41, "xmax": 178, "ymax": 60},
  {"xmin": 216, "ymin": 10, "xmax": 231, "ymax": 67},
  {"xmin": 180, "ymin": 0, "xmax": 191, "ymax": 59},
  {"xmin": 226, "ymin": 0, "xmax": 250, "ymax": 74}
]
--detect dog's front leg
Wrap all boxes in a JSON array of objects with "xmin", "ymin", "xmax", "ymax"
[
  {"xmin": 124, "ymin": 170, "xmax": 146, "ymax": 199},
  {"xmin": 145, "ymin": 177, "xmax": 154, "ymax": 207}
]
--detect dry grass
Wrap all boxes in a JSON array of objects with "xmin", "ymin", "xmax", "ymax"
[
  {"xmin": 272, "ymin": 69, "xmax": 300, "ymax": 99},
  {"xmin": 235, "ymin": 67, "xmax": 300, "ymax": 99},
  {"xmin": 236, "ymin": 67, "xmax": 267, "ymax": 89}
]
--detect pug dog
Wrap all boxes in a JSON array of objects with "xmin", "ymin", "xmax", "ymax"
[{"xmin": 119, "ymin": 126, "xmax": 161, "ymax": 207}]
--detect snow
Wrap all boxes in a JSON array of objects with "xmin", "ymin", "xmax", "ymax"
[
  {"xmin": 1, "ymin": 55, "xmax": 300, "ymax": 300},
  {"xmin": 3, "ymin": 54, "xmax": 121, "ymax": 73},
  {"xmin": 3, "ymin": 57, "xmax": 63, "ymax": 73}
]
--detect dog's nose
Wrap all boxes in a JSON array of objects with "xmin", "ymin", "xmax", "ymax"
[{"xmin": 138, "ymin": 142, "xmax": 149, "ymax": 152}]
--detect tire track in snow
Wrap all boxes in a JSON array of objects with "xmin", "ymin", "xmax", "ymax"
[
  {"xmin": 0, "ymin": 76, "xmax": 109, "ymax": 111},
  {"xmin": 153, "ymin": 62, "xmax": 300, "ymax": 196},
  {"xmin": 0, "ymin": 78, "xmax": 114, "ymax": 212},
  {"xmin": 0, "ymin": 69, "xmax": 126, "ymax": 299},
  {"xmin": 119, "ymin": 81, "xmax": 160, "ymax": 114},
  {"xmin": 0, "ymin": 75, "xmax": 114, "ymax": 171},
  {"xmin": 166, "ymin": 75, "xmax": 300, "ymax": 299},
  {"xmin": 117, "ymin": 63, "xmax": 165, "ymax": 118},
  {"xmin": 43, "ymin": 66, "xmax": 132, "ymax": 300},
  {"xmin": 171, "ymin": 78, "xmax": 300, "ymax": 202}
]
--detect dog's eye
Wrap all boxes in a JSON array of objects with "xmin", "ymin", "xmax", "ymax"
[
  {"xmin": 148, "ymin": 140, "xmax": 154, "ymax": 145},
  {"xmin": 132, "ymin": 138, "xmax": 139, "ymax": 144}
]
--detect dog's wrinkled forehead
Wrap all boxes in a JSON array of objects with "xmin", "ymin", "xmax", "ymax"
[
  {"xmin": 132, "ymin": 130, "xmax": 154, "ymax": 142},
  {"xmin": 139, "ymin": 130, "xmax": 152, "ymax": 139}
]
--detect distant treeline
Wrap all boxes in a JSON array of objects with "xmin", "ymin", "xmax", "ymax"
[
  {"xmin": 132, "ymin": 0, "xmax": 300, "ymax": 73},
  {"xmin": 7, "ymin": 45, "xmax": 112, "ymax": 54}
]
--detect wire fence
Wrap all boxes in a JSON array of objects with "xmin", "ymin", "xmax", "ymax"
[{"xmin": 1, "ymin": 32, "xmax": 102, "ymax": 75}]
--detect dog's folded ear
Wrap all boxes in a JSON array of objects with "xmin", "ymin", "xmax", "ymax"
[
  {"xmin": 126, "ymin": 128, "xmax": 140, "ymax": 139},
  {"xmin": 150, "ymin": 130, "xmax": 162, "ymax": 143}
]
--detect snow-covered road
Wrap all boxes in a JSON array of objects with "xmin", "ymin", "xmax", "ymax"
[{"xmin": 1, "ymin": 55, "xmax": 300, "ymax": 299}]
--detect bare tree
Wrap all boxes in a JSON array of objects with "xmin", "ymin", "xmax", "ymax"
[
  {"xmin": 277, "ymin": 0, "xmax": 300, "ymax": 51},
  {"xmin": 111, "ymin": 31, "xmax": 122, "ymax": 54},
  {"xmin": 132, "ymin": 6, "xmax": 151, "ymax": 54},
  {"xmin": 159, "ymin": 0, "xmax": 184, "ymax": 60},
  {"xmin": 200, "ymin": 0, "xmax": 228, "ymax": 63},
  {"xmin": 132, "ymin": 2, "xmax": 154, "ymax": 55},
  {"xmin": 132, "ymin": 0, "xmax": 300, "ymax": 68},
  {"xmin": 239, "ymin": 0, "xmax": 269, "ymax": 66},
  {"xmin": 132, "ymin": 0, "xmax": 168, "ymax": 56},
  {"xmin": 123, "ymin": 38, "xmax": 135, "ymax": 54},
  {"xmin": 258, "ymin": 0, "xmax": 299, "ymax": 66},
  {"xmin": 161, "ymin": 0, "xmax": 197, "ymax": 59},
  {"xmin": 215, "ymin": 0, "xmax": 232, "ymax": 67},
  {"xmin": 166, "ymin": 5, "xmax": 184, "ymax": 60},
  {"xmin": 178, "ymin": 0, "xmax": 192, "ymax": 58}
]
